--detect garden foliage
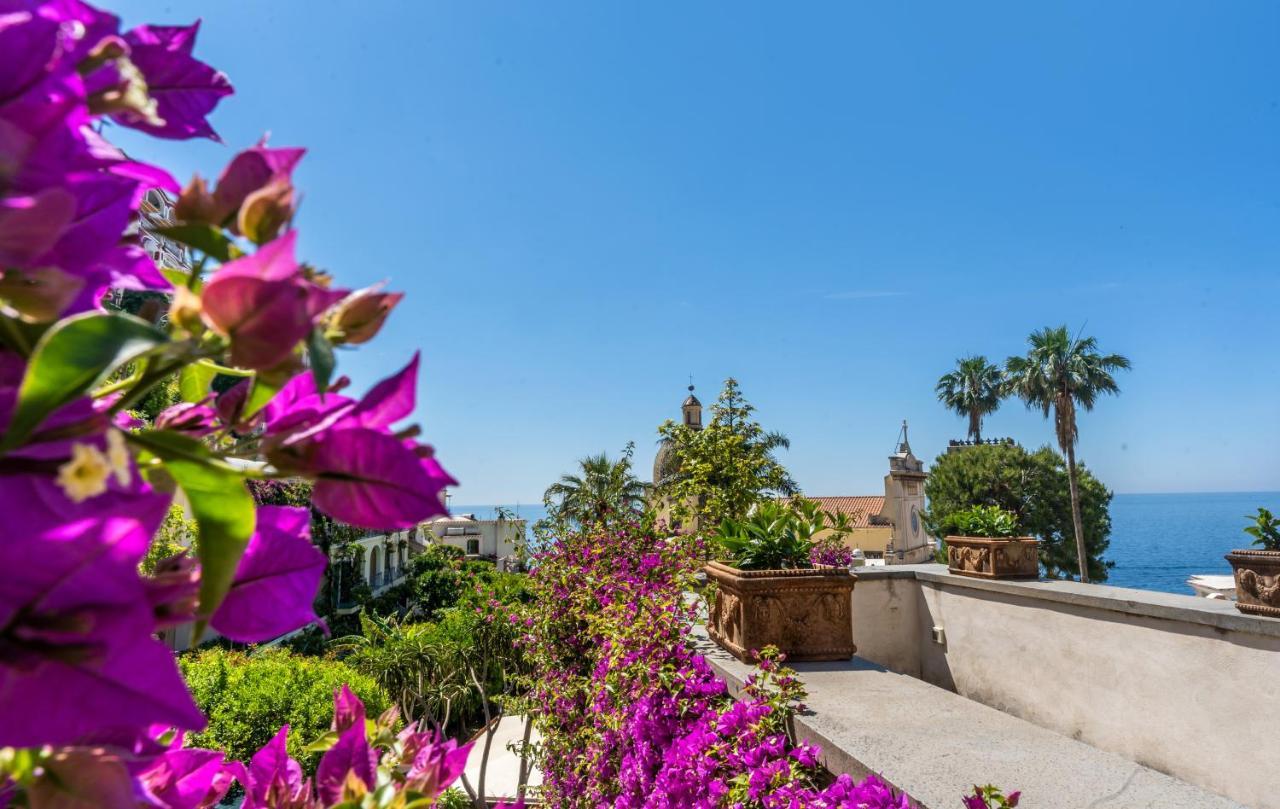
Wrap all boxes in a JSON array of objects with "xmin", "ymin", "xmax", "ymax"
[{"xmin": 925, "ymin": 443, "xmax": 1114, "ymax": 579}]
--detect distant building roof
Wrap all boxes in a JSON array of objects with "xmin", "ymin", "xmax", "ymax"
[
  {"xmin": 804, "ymin": 496, "xmax": 892, "ymax": 528},
  {"xmin": 683, "ymin": 394, "xmax": 701, "ymax": 407},
  {"xmin": 428, "ymin": 513, "xmax": 525, "ymax": 525}
]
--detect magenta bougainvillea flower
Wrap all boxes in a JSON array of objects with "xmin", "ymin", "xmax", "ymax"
[
  {"xmin": 210, "ymin": 505, "xmax": 327, "ymax": 643},
  {"xmin": 0, "ymin": 500, "xmax": 205, "ymax": 748},
  {"xmin": 154, "ymin": 400, "xmax": 220, "ymax": 436},
  {"xmin": 0, "ymin": 3, "xmax": 480, "ymax": 806},
  {"xmin": 211, "ymin": 140, "xmax": 305, "ymax": 225},
  {"xmin": 398, "ymin": 725, "xmax": 472, "ymax": 797},
  {"xmin": 230, "ymin": 726, "xmax": 313, "ymax": 809},
  {"xmin": 115, "ymin": 22, "xmax": 233, "ymax": 141},
  {"xmin": 260, "ymin": 355, "xmax": 456, "ymax": 529},
  {"xmin": 175, "ymin": 139, "xmax": 306, "ymax": 229},
  {"xmin": 331, "ymin": 684, "xmax": 365, "ymax": 733},
  {"xmin": 315, "ymin": 685, "xmax": 376, "ymax": 804},
  {"xmin": 200, "ymin": 230, "xmax": 347, "ymax": 368},
  {"xmin": 308, "ymin": 426, "xmax": 454, "ymax": 529},
  {"xmin": 134, "ymin": 739, "xmax": 236, "ymax": 809}
]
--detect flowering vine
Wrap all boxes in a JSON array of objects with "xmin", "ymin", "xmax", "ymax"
[{"xmin": 516, "ymin": 521, "xmax": 914, "ymax": 808}]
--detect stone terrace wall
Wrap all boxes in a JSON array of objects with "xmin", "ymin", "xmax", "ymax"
[{"xmin": 851, "ymin": 564, "xmax": 1280, "ymax": 809}]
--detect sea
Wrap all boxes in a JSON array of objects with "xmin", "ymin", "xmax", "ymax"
[{"xmin": 453, "ymin": 492, "xmax": 1280, "ymax": 597}]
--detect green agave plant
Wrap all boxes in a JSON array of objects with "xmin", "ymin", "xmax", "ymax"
[
  {"xmin": 1243, "ymin": 507, "xmax": 1280, "ymax": 551},
  {"xmin": 714, "ymin": 499, "xmax": 853, "ymax": 570}
]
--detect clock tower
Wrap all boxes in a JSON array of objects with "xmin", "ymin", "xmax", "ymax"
[{"xmin": 882, "ymin": 421, "xmax": 931, "ymax": 564}]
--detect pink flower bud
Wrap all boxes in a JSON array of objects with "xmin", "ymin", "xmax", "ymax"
[{"xmin": 329, "ymin": 285, "xmax": 404, "ymax": 346}]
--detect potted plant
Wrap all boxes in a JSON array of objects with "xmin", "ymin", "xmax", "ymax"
[
  {"xmin": 705, "ymin": 500, "xmax": 857, "ymax": 663},
  {"xmin": 942, "ymin": 505, "xmax": 1040, "ymax": 580},
  {"xmin": 1225, "ymin": 507, "xmax": 1280, "ymax": 617}
]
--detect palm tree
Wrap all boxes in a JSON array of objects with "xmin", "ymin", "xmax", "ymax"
[
  {"xmin": 543, "ymin": 444, "xmax": 647, "ymax": 526},
  {"xmin": 935, "ymin": 355, "xmax": 1003, "ymax": 443},
  {"xmin": 1004, "ymin": 326, "xmax": 1130, "ymax": 582}
]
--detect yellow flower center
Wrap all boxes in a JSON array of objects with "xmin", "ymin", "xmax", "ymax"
[{"xmin": 56, "ymin": 443, "xmax": 112, "ymax": 503}]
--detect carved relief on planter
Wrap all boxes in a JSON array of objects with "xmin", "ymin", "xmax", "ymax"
[
  {"xmin": 945, "ymin": 536, "xmax": 1039, "ymax": 580},
  {"xmin": 704, "ymin": 561, "xmax": 856, "ymax": 663},
  {"xmin": 1225, "ymin": 550, "xmax": 1280, "ymax": 618}
]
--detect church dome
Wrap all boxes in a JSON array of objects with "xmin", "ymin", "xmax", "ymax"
[
  {"xmin": 653, "ymin": 438, "xmax": 678, "ymax": 485},
  {"xmin": 682, "ymin": 393, "xmax": 701, "ymax": 407}
]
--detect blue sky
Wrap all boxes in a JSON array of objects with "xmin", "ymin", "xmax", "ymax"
[{"xmin": 110, "ymin": 1, "xmax": 1280, "ymax": 502}]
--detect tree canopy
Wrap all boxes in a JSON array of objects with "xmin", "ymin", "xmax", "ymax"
[
  {"xmin": 924, "ymin": 443, "xmax": 1114, "ymax": 581},
  {"xmin": 655, "ymin": 378, "xmax": 796, "ymax": 530},
  {"xmin": 935, "ymin": 355, "xmax": 1003, "ymax": 443},
  {"xmin": 1004, "ymin": 327, "xmax": 1130, "ymax": 450}
]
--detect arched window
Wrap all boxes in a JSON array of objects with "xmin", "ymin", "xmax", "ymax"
[{"xmin": 369, "ymin": 546, "xmax": 381, "ymax": 585}]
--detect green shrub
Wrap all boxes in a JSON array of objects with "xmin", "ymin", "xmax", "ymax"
[
  {"xmin": 924, "ymin": 443, "xmax": 1114, "ymax": 580},
  {"xmin": 413, "ymin": 567, "xmax": 465, "ymax": 617},
  {"xmin": 180, "ymin": 647, "xmax": 389, "ymax": 770}
]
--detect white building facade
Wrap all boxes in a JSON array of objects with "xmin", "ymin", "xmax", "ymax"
[{"xmin": 423, "ymin": 513, "xmax": 525, "ymax": 570}]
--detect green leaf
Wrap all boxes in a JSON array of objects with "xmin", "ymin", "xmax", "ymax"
[
  {"xmin": 127, "ymin": 430, "xmax": 255, "ymax": 637},
  {"xmin": 306, "ymin": 327, "xmax": 335, "ymax": 392},
  {"xmin": 1, "ymin": 312, "xmax": 166, "ymax": 449},
  {"xmin": 303, "ymin": 730, "xmax": 340, "ymax": 753},
  {"xmin": 160, "ymin": 267, "xmax": 203, "ymax": 293},
  {"xmin": 154, "ymin": 223, "xmax": 234, "ymax": 263},
  {"xmin": 244, "ymin": 374, "xmax": 284, "ymax": 419},
  {"xmin": 178, "ymin": 360, "xmax": 218, "ymax": 403}
]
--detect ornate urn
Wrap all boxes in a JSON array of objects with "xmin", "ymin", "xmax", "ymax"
[
  {"xmin": 704, "ymin": 561, "xmax": 856, "ymax": 663},
  {"xmin": 1225, "ymin": 550, "xmax": 1280, "ymax": 618},
  {"xmin": 945, "ymin": 536, "xmax": 1039, "ymax": 579}
]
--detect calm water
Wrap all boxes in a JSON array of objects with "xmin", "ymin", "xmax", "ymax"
[
  {"xmin": 456, "ymin": 493, "xmax": 1280, "ymax": 596},
  {"xmin": 1104, "ymin": 491, "xmax": 1279, "ymax": 594}
]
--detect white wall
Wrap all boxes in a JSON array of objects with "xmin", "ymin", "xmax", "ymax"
[{"xmin": 427, "ymin": 518, "xmax": 524, "ymax": 564}]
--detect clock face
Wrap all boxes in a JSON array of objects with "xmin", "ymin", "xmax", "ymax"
[{"xmin": 910, "ymin": 506, "xmax": 920, "ymax": 536}]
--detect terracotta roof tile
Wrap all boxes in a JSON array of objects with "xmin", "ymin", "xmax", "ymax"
[{"xmin": 804, "ymin": 496, "xmax": 891, "ymax": 528}]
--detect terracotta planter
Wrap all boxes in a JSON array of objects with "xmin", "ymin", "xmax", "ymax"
[
  {"xmin": 946, "ymin": 536, "xmax": 1039, "ymax": 579},
  {"xmin": 704, "ymin": 561, "xmax": 856, "ymax": 663},
  {"xmin": 1225, "ymin": 549, "xmax": 1280, "ymax": 618}
]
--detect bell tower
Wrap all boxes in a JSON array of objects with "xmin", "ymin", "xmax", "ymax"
[
  {"xmin": 884, "ymin": 421, "xmax": 931, "ymax": 564},
  {"xmin": 681, "ymin": 384, "xmax": 702, "ymax": 429}
]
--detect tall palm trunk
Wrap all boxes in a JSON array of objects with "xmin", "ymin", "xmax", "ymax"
[
  {"xmin": 968, "ymin": 409, "xmax": 982, "ymax": 443},
  {"xmin": 1063, "ymin": 439, "xmax": 1089, "ymax": 583}
]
